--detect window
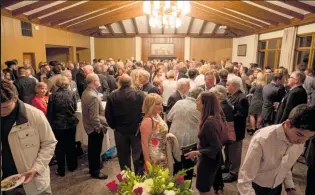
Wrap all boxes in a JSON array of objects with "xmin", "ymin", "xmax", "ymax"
[
  {"xmin": 21, "ymin": 21, "xmax": 32, "ymax": 37},
  {"xmin": 295, "ymin": 33, "xmax": 315, "ymax": 71},
  {"xmin": 258, "ymin": 38, "xmax": 281, "ymax": 70}
]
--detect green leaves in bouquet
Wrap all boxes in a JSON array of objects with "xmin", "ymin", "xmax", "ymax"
[{"xmin": 119, "ymin": 168, "xmax": 145, "ymax": 193}]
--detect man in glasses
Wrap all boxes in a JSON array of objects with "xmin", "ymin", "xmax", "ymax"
[
  {"xmin": 238, "ymin": 105, "xmax": 315, "ymax": 195},
  {"xmin": 275, "ymin": 71, "xmax": 307, "ymax": 124}
]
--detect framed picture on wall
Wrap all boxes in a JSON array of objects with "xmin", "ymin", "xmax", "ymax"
[
  {"xmin": 237, "ymin": 44, "xmax": 247, "ymax": 56},
  {"xmin": 150, "ymin": 43, "xmax": 175, "ymax": 56}
]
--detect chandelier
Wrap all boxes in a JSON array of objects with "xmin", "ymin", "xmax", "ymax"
[{"xmin": 143, "ymin": 1, "xmax": 190, "ymax": 29}]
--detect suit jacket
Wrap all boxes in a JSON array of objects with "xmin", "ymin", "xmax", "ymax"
[
  {"xmin": 275, "ymin": 85, "xmax": 307, "ymax": 124},
  {"xmin": 177, "ymin": 67, "xmax": 188, "ymax": 80},
  {"xmin": 261, "ymin": 82, "xmax": 285, "ymax": 123},
  {"xmin": 14, "ymin": 76, "xmax": 36, "ymax": 105},
  {"xmin": 228, "ymin": 90, "xmax": 249, "ymax": 141},
  {"xmin": 96, "ymin": 74, "xmax": 110, "ymax": 101},
  {"xmin": 105, "ymin": 75, "xmax": 117, "ymax": 93},
  {"xmin": 76, "ymin": 68, "xmax": 86, "ymax": 98},
  {"xmin": 166, "ymin": 90, "xmax": 183, "ymax": 114},
  {"xmin": 105, "ymin": 86, "xmax": 145, "ymax": 135},
  {"xmin": 81, "ymin": 87, "xmax": 108, "ymax": 134},
  {"xmin": 142, "ymin": 82, "xmax": 159, "ymax": 94}
]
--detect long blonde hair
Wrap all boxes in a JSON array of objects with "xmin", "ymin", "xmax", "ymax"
[
  {"xmin": 142, "ymin": 93, "xmax": 162, "ymax": 115},
  {"xmin": 255, "ymin": 72, "xmax": 266, "ymax": 86}
]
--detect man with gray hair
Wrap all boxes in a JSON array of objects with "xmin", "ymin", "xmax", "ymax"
[
  {"xmin": 166, "ymin": 78, "xmax": 190, "ymax": 114},
  {"xmin": 81, "ymin": 73, "xmax": 108, "ymax": 179},
  {"xmin": 138, "ymin": 69, "xmax": 159, "ymax": 94},
  {"xmin": 224, "ymin": 76, "xmax": 249, "ymax": 183},
  {"xmin": 167, "ymin": 87, "xmax": 203, "ymax": 181},
  {"xmin": 105, "ymin": 74, "xmax": 145, "ymax": 174}
]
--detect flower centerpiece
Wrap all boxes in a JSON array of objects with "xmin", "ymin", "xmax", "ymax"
[{"xmin": 106, "ymin": 162, "xmax": 193, "ymax": 195}]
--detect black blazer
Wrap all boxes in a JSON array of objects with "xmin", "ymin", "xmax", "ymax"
[
  {"xmin": 261, "ymin": 82, "xmax": 285, "ymax": 123},
  {"xmin": 275, "ymin": 85, "xmax": 307, "ymax": 124},
  {"xmin": 166, "ymin": 90, "xmax": 183, "ymax": 114},
  {"xmin": 177, "ymin": 67, "xmax": 188, "ymax": 80},
  {"xmin": 14, "ymin": 76, "xmax": 36, "ymax": 105},
  {"xmin": 142, "ymin": 82, "xmax": 159, "ymax": 94},
  {"xmin": 105, "ymin": 87, "xmax": 145, "ymax": 135},
  {"xmin": 228, "ymin": 90, "xmax": 249, "ymax": 141},
  {"xmin": 96, "ymin": 74, "xmax": 110, "ymax": 101}
]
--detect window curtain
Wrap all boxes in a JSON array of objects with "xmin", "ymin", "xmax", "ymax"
[{"xmin": 279, "ymin": 27, "xmax": 297, "ymax": 73}]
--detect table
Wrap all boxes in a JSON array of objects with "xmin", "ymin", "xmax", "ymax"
[{"xmin": 75, "ymin": 101, "xmax": 116, "ymax": 155}]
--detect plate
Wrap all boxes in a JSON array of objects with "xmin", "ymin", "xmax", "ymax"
[{"xmin": 1, "ymin": 174, "xmax": 25, "ymax": 191}]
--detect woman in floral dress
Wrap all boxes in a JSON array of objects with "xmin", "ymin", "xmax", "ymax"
[{"xmin": 140, "ymin": 93, "xmax": 168, "ymax": 167}]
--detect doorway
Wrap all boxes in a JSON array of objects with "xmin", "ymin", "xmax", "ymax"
[{"xmin": 23, "ymin": 53, "xmax": 36, "ymax": 70}]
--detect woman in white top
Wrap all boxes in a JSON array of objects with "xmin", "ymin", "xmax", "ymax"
[{"xmin": 162, "ymin": 70, "xmax": 177, "ymax": 108}]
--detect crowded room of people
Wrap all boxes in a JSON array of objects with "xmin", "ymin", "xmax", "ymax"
[{"xmin": 1, "ymin": 1, "xmax": 315, "ymax": 195}]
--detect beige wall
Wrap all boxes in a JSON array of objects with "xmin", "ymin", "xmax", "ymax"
[
  {"xmin": 77, "ymin": 49, "xmax": 91, "ymax": 62},
  {"xmin": 94, "ymin": 38, "xmax": 135, "ymax": 62},
  {"xmin": 190, "ymin": 38, "xmax": 233, "ymax": 64},
  {"xmin": 1, "ymin": 15, "xmax": 90, "ymax": 70}
]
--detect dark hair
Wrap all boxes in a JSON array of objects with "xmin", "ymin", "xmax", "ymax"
[
  {"xmin": 272, "ymin": 73, "xmax": 283, "ymax": 81},
  {"xmin": 93, "ymin": 59, "xmax": 98, "ymax": 63},
  {"xmin": 108, "ymin": 66, "xmax": 115, "ymax": 75},
  {"xmin": 200, "ymin": 92, "xmax": 223, "ymax": 127},
  {"xmin": 218, "ymin": 69, "xmax": 228, "ymax": 80},
  {"xmin": 119, "ymin": 76, "xmax": 131, "ymax": 87},
  {"xmin": 5, "ymin": 60, "xmax": 16, "ymax": 67},
  {"xmin": 52, "ymin": 65, "xmax": 62, "ymax": 74},
  {"xmin": 290, "ymin": 105, "xmax": 315, "ymax": 132},
  {"xmin": 294, "ymin": 71, "xmax": 306, "ymax": 84},
  {"xmin": 18, "ymin": 67, "xmax": 26, "ymax": 74},
  {"xmin": 49, "ymin": 61, "xmax": 58, "ymax": 67},
  {"xmin": 94, "ymin": 66, "xmax": 103, "ymax": 74},
  {"xmin": 297, "ymin": 63, "xmax": 307, "ymax": 72},
  {"xmin": 265, "ymin": 66, "xmax": 271, "ymax": 70},
  {"xmin": 188, "ymin": 69, "xmax": 198, "ymax": 79},
  {"xmin": 1, "ymin": 79, "xmax": 16, "ymax": 103}
]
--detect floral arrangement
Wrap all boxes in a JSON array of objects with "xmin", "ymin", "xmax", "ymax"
[{"xmin": 106, "ymin": 162, "xmax": 193, "ymax": 195}]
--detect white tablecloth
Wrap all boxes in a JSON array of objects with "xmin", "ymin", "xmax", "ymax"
[{"xmin": 75, "ymin": 101, "xmax": 116, "ymax": 155}]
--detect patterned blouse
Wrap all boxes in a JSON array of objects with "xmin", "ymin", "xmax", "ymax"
[{"xmin": 148, "ymin": 115, "xmax": 168, "ymax": 167}]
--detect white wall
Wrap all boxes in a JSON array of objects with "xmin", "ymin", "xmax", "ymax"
[
  {"xmin": 135, "ymin": 36, "xmax": 141, "ymax": 61},
  {"xmin": 232, "ymin": 34, "xmax": 258, "ymax": 66},
  {"xmin": 259, "ymin": 30, "xmax": 283, "ymax": 40},
  {"xmin": 297, "ymin": 23, "xmax": 315, "ymax": 34},
  {"xmin": 89, "ymin": 37, "xmax": 95, "ymax": 64},
  {"xmin": 184, "ymin": 37, "xmax": 191, "ymax": 61}
]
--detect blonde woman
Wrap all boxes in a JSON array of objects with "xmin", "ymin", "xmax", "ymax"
[
  {"xmin": 130, "ymin": 69, "xmax": 141, "ymax": 90},
  {"xmin": 140, "ymin": 93, "xmax": 168, "ymax": 167},
  {"xmin": 32, "ymin": 82, "xmax": 49, "ymax": 115},
  {"xmin": 248, "ymin": 72, "xmax": 266, "ymax": 135},
  {"xmin": 194, "ymin": 64, "xmax": 212, "ymax": 86}
]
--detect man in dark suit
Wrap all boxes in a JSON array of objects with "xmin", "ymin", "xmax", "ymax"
[
  {"xmin": 199, "ymin": 70, "xmax": 216, "ymax": 92},
  {"xmin": 4, "ymin": 60, "xmax": 18, "ymax": 81},
  {"xmin": 105, "ymin": 74, "xmax": 145, "ymax": 175},
  {"xmin": 76, "ymin": 62, "xmax": 86, "ymax": 98},
  {"xmin": 261, "ymin": 73, "xmax": 286, "ymax": 126},
  {"xmin": 166, "ymin": 78, "xmax": 190, "ymax": 114},
  {"xmin": 275, "ymin": 71, "xmax": 307, "ymax": 124},
  {"xmin": 139, "ymin": 69, "xmax": 159, "ymax": 94},
  {"xmin": 13, "ymin": 67, "xmax": 36, "ymax": 105},
  {"xmin": 224, "ymin": 77, "xmax": 249, "ymax": 183},
  {"xmin": 81, "ymin": 73, "xmax": 108, "ymax": 179}
]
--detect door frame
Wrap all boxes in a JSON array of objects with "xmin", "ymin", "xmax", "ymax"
[{"xmin": 23, "ymin": 52, "xmax": 36, "ymax": 70}]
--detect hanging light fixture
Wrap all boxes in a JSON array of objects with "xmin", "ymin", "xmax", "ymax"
[{"xmin": 143, "ymin": 1, "xmax": 190, "ymax": 29}]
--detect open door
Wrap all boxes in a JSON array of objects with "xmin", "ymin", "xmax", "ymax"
[{"xmin": 23, "ymin": 53, "xmax": 36, "ymax": 70}]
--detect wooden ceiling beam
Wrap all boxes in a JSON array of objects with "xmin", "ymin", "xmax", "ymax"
[
  {"xmin": 132, "ymin": 18, "xmax": 139, "ymax": 35},
  {"xmin": 40, "ymin": 1, "xmax": 112, "ymax": 24},
  {"xmin": 199, "ymin": 20, "xmax": 207, "ymax": 35},
  {"xmin": 252, "ymin": 1, "xmax": 304, "ymax": 19},
  {"xmin": 59, "ymin": 2, "xmax": 130, "ymax": 28},
  {"xmin": 28, "ymin": 1, "xmax": 81, "ymax": 20},
  {"xmin": 91, "ymin": 33, "xmax": 237, "ymax": 38},
  {"xmin": 162, "ymin": 26, "xmax": 164, "ymax": 35},
  {"xmin": 12, "ymin": 1, "xmax": 54, "ymax": 16},
  {"xmin": 211, "ymin": 24, "xmax": 220, "ymax": 36},
  {"xmin": 1, "ymin": 0, "xmax": 22, "ymax": 8},
  {"xmin": 192, "ymin": 3, "xmax": 264, "ymax": 30},
  {"xmin": 106, "ymin": 24, "xmax": 115, "ymax": 36},
  {"xmin": 69, "ymin": 2, "xmax": 143, "ymax": 32},
  {"xmin": 187, "ymin": 17, "xmax": 195, "ymax": 35},
  {"xmin": 189, "ymin": 5, "xmax": 256, "ymax": 33},
  {"xmin": 147, "ymin": 15, "xmax": 151, "ymax": 34},
  {"xmin": 119, "ymin": 21, "xmax": 127, "ymax": 35},
  {"xmin": 282, "ymin": 1, "xmax": 315, "ymax": 13}
]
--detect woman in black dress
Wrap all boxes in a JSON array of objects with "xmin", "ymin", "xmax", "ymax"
[
  {"xmin": 185, "ymin": 92, "xmax": 223, "ymax": 195},
  {"xmin": 248, "ymin": 72, "xmax": 266, "ymax": 135}
]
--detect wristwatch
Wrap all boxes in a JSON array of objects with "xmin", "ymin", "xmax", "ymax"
[{"xmin": 285, "ymin": 188, "xmax": 296, "ymax": 192}]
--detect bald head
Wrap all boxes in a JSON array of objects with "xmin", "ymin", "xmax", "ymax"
[
  {"xmin": 86, "ymin": 73, "xmax": 100, "ymax": 89},
  {"xmin": 83, "ymin": 65, "xmax": 94, "ymax": 75},
  {"xmin": 119, "ymin": 74, "xmax": 132, "ymax": 88}
]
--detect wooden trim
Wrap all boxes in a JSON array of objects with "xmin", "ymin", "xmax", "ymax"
[
  {"xmin": 28, "ymin": 1, "xmax": 81, "ymax": 20},
  {"xmin": 187, "ymin": 17, "xmax": 195, "ymax": 35},
  {"xmin": 211, "ymin": 24, "xmax": 220, "ymax": 35},
  {"xmin": 91, "ymin": 33, "xmax": 236, "ymax": 38},
  {"xmin": 147, "ymin": 15, "xmax": 151, "ymax": 34},
  {"xmin": 106, "ymin": 24, "xmax": 115, "ymax": 36},
  {"xmin": 1, "ymin": 0, "xmax": 21, "ymax": 8},
  {"xmin": 162, "ymin": 26, "xmax": 164, "ymax": 35},
  {"xmin": 132, "ymin": 18, "xmax": 139, "ymax": 35},
  {"xmin": 282, "ymin": 1, "xmax": 315, "ymax": 13},
  {"xmin": 199, "ymin": 20, "xmax": 207, "ymax": 35},
  {"xmin": 119, "ymin": 21, "xmax": 126, "ymax": 35},
  {"xmin": 252, "ymin": 1, "xmax": 304, "ymax": 20},
  {"xmin": 12, "ymin": 1, "xmax": 54, "ymax": 16}
]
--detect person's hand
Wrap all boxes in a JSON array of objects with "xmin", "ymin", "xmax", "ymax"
[
  {"xmin": 22, "ymin": 169, "xmax": 37, "ymax": 184},
  {"xmin": 273, "ymin": 102, "xmax": 280, "ymax": 110},
  {"xmin": 287, "ymin": 190, "xmax": 297, "ymax": 195},
  {"xmin": 184, "ymin": 151, "xmax": 199, "ymax": 161}
]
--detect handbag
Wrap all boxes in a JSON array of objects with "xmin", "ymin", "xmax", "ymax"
[
  {"xmin": 220, "ymin": 120, "xmax": 236, "ymax": 145},
  {"xmin": 181, "ymin": 143, "xmax": 197, "ymax": 155}
]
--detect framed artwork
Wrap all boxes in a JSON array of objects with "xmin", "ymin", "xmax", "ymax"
[
  {"xmin": 237, "ymin": 44, "xmax": 247, "ymax": 56},
  {"xmin": 150, "ymin": 43, "xmax": 175, "ymax": 56}
]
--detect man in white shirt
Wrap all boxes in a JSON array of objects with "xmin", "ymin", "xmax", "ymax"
[{"xmin": 238, "ymin": 105, "xmax": 315, "ymax": 195}]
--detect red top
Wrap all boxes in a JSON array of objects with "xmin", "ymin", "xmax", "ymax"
[{"xmin": 32, "ymin": 96, "xmax": 49, "ymax": 115}]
